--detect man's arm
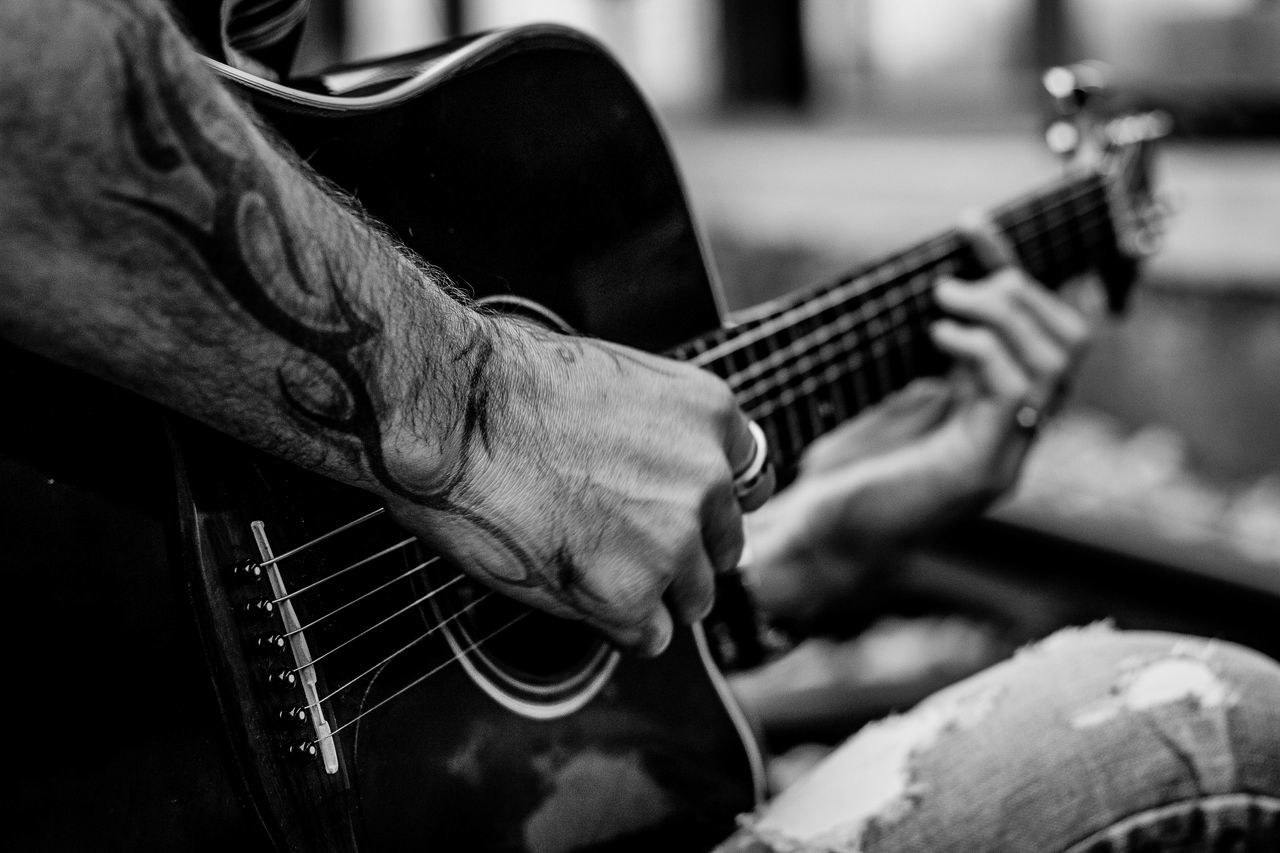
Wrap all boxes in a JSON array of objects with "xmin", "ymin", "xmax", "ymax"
[{"xmin": 0, "ymin": 0, "xmax": 757, "ymax": 655}]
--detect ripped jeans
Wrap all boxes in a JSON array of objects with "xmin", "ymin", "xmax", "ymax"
[{"xmin": 718, "ymin": 625, "xmax": 1280, "ymax": 852}]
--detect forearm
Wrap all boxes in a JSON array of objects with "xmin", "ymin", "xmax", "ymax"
[{"xmin": 0, "ymin": 0, "xmax": 491, "ymax": 500}]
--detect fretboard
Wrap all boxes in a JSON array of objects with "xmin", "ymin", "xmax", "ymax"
[{"xmin": 669, "ymin": 169, "xmax": 1118, "ymax": 475}]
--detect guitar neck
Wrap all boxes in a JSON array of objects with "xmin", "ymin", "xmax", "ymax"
[{"xmin": 670, "ymin": 169, "xmax": 1118, "ymax": 473}]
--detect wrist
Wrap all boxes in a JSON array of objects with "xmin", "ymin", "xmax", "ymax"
[{"xmin": 371, "ymin": 296, "xmax": 513, "ymax": 501}]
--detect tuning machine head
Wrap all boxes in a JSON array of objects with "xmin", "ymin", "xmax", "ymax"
[{"xmin": 1042, "ymin": 61, "xmax": 1112, "ymax": 160}]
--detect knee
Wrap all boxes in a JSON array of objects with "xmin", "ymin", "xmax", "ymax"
[
  {"xmin": 1013, "ymin": 624, "xmax": 1280, "ymax": 782},
  {"xmin": 727, "ymin": 625, "xmax": 1280, "ymax": 852}
]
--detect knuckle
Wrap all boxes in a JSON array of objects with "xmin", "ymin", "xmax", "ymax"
[
  {"xmin": 994, "ymin": 270, "xmax": 1024, "ymax": 295},
  {"xmin": 1042, "ymin": 349, "xmax": 1069, "ymax": 379},
  {"xmin": 970, "ymin": 327, "xmax": 1001, "ymax": 355},
  {"xmin": 608, "ymin": 572, "xmax": 663, "ymax": 618},
  {"xmin": 713, "ymin": 526, "xmax": 746, "ymax": 572},
  {"xmin": 1065, "ymin": 315, "xmax": 1093, "ymax": 350},
  {"xmin": 1005, "ymin": 373, "xmax": 1033, "ymax": 402}
]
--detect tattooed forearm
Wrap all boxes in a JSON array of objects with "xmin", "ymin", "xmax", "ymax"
[{"xmin": 0, "ymin": 0, "xmax": 498, "ymax": 504}]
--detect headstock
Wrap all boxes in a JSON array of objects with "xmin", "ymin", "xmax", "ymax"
[{"xmin": 1042, "ymin": 62, "xmax": 1172, "ymax": 313}]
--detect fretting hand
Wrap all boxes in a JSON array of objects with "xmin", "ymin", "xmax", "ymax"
[{"xmin": 743, "ymin": 221, "xmax": 1092, "ymax": 629}]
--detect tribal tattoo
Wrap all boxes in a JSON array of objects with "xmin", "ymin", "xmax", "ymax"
[{"xmin": 99, "ymin": 7, "xmax": 475, "ymax": 506}]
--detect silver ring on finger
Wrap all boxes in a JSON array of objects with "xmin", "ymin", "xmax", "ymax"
[{"xmin": 733, "ymin": 421, "xmax": 776, "ymax": 511}]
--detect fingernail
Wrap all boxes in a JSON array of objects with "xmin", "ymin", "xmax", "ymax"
[
  {"xmin": 644, "ymin": 619, "xmax": 674, "ymax": 657},
  {"xmin": 935, "ymin": 279, "xmax": 961, "ymax": 299}
]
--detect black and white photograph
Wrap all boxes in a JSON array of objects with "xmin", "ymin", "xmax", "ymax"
[{"xmin": 4, "ymin": 1, "xmax": 1278, "ymax": 850}]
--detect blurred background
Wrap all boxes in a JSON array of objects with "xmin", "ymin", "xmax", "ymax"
[{"xmin": 290, "ymin": 0, "xmax": 1278, "ymax": 786}]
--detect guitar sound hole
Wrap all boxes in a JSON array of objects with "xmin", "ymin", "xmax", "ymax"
[{"xmin": 423, "ymin": 563, "xmax": 610, "ymax": 690}]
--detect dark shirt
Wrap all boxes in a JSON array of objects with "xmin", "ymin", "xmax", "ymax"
[{"xmin": 167, "ymin": 0, "xmax": 308, "ymax": 78}]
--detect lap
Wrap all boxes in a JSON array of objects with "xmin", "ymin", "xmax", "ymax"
[{"xmin": 719, "ymin": 624, "xmax": 1280, "ymax": 852}]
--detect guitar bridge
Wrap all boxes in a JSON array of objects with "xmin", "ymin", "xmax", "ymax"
[{"xmin": 251, "ymin": 520, "xmax": 341, "ymax": 775}]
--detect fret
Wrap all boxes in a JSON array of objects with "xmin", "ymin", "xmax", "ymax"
[
  {"xmin": 721, "ymin": 324, "xmax": 749, "ymax": 393},
  {"xmin": 1006, "ymin": 210, "xmax": 1036, "ymax": 272},
  {"xmin": 848, "ymin": 339, "xmax": 871, "ymax": 414},
  {"xmin": 782, "ymin": 308, "xmax": 820, "ymax": 451},
  {"xmin": 1044, "ymin": 183, "xmax": 1073, "ymax": 273},
  {"xmin": 909, "ymin": 266, "xmax": 947, "ymax": 378},
  {"xmin": 889, "ymin": 277, "xmax": 921, "ymax": 380},
  {"xmin": 798, "ymin": 327, "xmax": 841, "ymax": 441},
  {"xmin": 819, "ymin": 332, "xmax": 852, "ymax": 429},
  {"xmin": 751, "ymin": 348, "xmax": 871, "ymax": 424},
  {"xmin": 775, "ymin": 319, "xmax": 808, "ymax": 461},
  {"xmin": 1030, "ymin": 190, "xmax": 1056, "ymax": 280},
  {"xmin": 1062, "ymin": 183, "xmax": 1091, "ymax": 263}
]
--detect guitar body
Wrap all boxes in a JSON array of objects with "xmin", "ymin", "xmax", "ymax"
[{"xmin": 9, "ymin": 26, "xmax": 761, "ymax": 853}]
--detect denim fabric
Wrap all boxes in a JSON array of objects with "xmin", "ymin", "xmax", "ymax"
[{"xmin": 718, "ymin": 625, "xmax": 1280, "ymax": 852}]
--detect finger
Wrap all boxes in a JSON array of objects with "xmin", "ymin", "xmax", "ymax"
[
  {"xmin": 935, "ymin": 276, "xmax": 1069, "ymax": 386},
  {"xmin": 1009, "ymin": 278, "xmax": 1093, "ymax": 355},
  {"xmin": 725, "ymin": 408, "xmax": 760, "ymax": 478},
  {"xmin": 801, "ymin": 379, "xmax": 951, "ymax": 472},
  {"xmin": 703, "ymin": 476, "xmax": 747, "ymax": 572},
  {"xmin": 930, "ymin": 319, "xmax": 1031, "ymax": 404},
  {"xmin": 957, "ymin": 211, "xmax": 1017, "ymax": 274},
  {"xmin": 589, "ymin": 576, "xmax": 676, "ymax": 657},
  {"xmin": 667, "ymin": 546, "xmax": 719, "ymax": 626},
  {"xmin": 632, "ymin": 606, "xmax": 675, "ymax": 658},
  {"xmin": 957, "ymin": 212, "xmax": 1091, "ymax": 361}
]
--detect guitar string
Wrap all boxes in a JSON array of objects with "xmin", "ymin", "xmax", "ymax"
[
  {"xmin": 718, "ymin": 260, "xmax": 948, "ymax": 396},
  {"xmin": 310, "ymin": 591, "xmax": 493, "ymax": 704},
  {"xmin": 686, "ymin": 230, "xmax": 957, "ymax": 368},
  {"xmin": 720, "ymin": 192, "xmax": 1110, "ymax": 412},
  {"xmin": 709, "ymin": 189, "xmax": 1109, "ymax": 461},
  {"xmin": 737, "ymin": 292, "xmax": 927, "ymax": 417},
  {"xmin": 256, "ymin": 507, "xmax": 386, "ymax": 566},
  {"xmin": 686, "ymin": 177, "xmax": 1107, "ymax": 372},
  {"xmin": 724, "ymin": 265, "xmax": 942, "ymax": 405},
  {"xmin": 321, "ymin": 609, "xmax": 532, "ymax": 741},
  {"xmin": 273, "ymin": 536, "xmax": 416, "ymax": 604},
  {"xmin": 696, "ymin": 190, "xmax": 1105, "ymax": 397},
  {"xmin": 729, "ymin": 219, "xmax": 1095, "ymax": 417},
  {"xmin": 291, "ymin": 573, "xmax": 466, "ymax": 671},
  {"xmin": 739, "ymin": 304, "xmax": 918, "ymax": 418},
  {"xmin": 285, "ymin": 555, "xmax": 441, "ymax": 637}
]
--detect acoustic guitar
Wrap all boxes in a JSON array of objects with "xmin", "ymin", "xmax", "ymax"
[{"xmin": 6, "ymin": 25, "xmax": 1164, "ymax": 853}]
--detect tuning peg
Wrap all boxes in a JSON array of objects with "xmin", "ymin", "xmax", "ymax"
[
  {"xmin": 1043, "ymin": 61, "xmax": 1109, "ymax": 115},
  {"xmin": 1042, "ymin": 62, "xmax": 1113, "ymax": 161}
]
